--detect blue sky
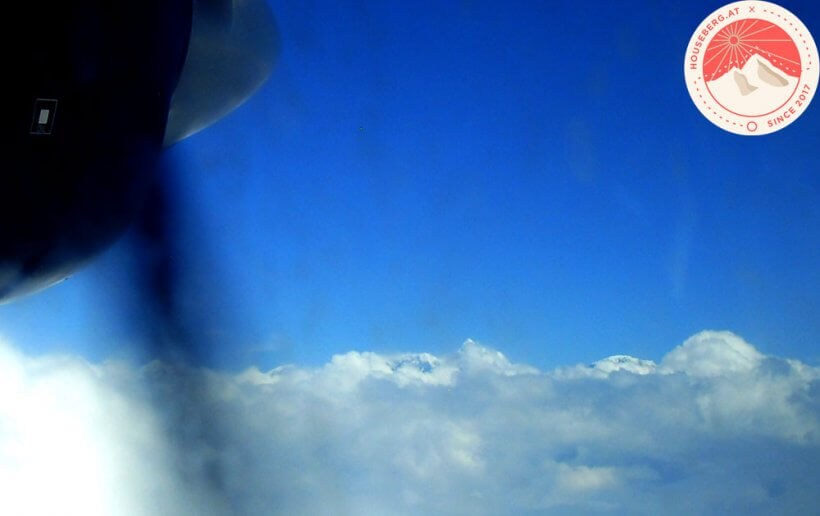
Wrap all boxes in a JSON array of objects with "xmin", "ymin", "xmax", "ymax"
[
  {"xmin": 1, "ymin": 2, "xmax": 819, "ymax": 514},
  {"xmin": 1, "ymin": 0, "xmax": 819, "ymax": 372}
]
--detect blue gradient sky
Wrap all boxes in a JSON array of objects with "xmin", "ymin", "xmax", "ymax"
[{"xmin": 1, "ymin": 0, "xmax": 818, "ymax": 371}]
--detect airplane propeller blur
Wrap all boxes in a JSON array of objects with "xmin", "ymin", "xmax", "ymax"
[{"xmin": 1, "ymin": 1, "xmax": 280, "ymax": 504}]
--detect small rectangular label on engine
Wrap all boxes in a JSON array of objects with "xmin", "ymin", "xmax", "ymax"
[{"xmin": 31, "ymin": 99, "xmax": 58, "ymax": 135}]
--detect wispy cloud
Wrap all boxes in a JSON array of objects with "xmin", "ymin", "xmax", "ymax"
[{"xmin": 0, "ymin": 331, "xmax": 817, "ymax": 515}]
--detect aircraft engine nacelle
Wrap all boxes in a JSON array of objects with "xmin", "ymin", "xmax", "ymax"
[{"xmin": 0, "ymin": 0, "xmax": 278, "ymax": 302}]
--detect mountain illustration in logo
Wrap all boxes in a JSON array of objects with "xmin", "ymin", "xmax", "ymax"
[
  {"xmin": 703, "ymin": 18, "xmax": 800, "ymax": 116},
  {"xmin": 707, "ymin": 55, "xmax": 797, "ymax": 115}
]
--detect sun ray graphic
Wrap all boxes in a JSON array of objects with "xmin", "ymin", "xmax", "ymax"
[
  {"xmin": 703, "ymin": 18, "xmax": 801, "ymax": 82},
  {"xmin": 737, "ymin": 19, "xmax": 758, "ymax": 37}
]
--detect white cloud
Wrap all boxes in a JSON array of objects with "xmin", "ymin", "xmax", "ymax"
[
  {"xmin": 662, "ymin": 330, "xmax": 765, "ymax": 376},
  {"xmin": 0, "ymin": 331, "xmax": 818, "ymax": 515}
]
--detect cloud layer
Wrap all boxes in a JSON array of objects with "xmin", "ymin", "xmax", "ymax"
[{"xmin": 0, "ymin": 331, "xmax": 818, "ymax": 515}]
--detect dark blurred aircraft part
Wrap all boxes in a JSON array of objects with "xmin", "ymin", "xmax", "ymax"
[
  {"xmin": 164, "ymin": 0, "xmax": 280, "ymax": 145},
  {"xmin": 0, "ymin": 0, "xmax": 278, "ymax": 303},
  {"xmin": 0, "ymin": 2, "xmax": 192, "ymax": 303}
]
